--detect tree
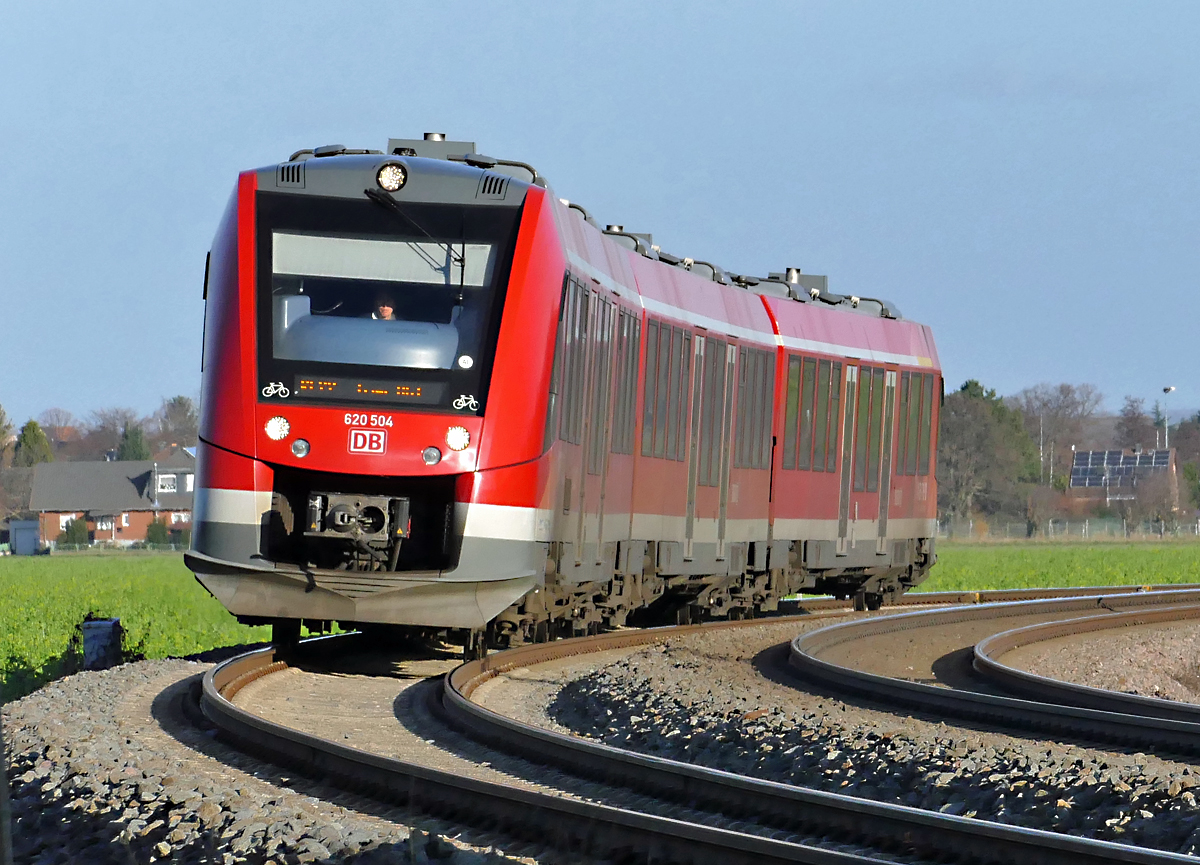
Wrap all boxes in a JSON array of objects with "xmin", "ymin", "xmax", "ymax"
[
  {"xmin": 116, "ymin": 425, "xmax": 152, "ymax": 461},
  {"xmin": 1115, "ymin": 396, "xmax": 1155, "ymax": 451},
  {"xmin": 145, "ymin": 518, "xmax": 170, "ymax": 546},
  {"xmin": 154, "ymin": 395, "xmax": 199, "ymax": 450},
  {"xmin": 11, "ymin": 420, "xmax": 54, "ymax": 467},
  {"xmin": 937, "ymin": 380, "xmax": 1039, "ymax": 523},
  {"xmin": 78, "ymin": 407, "xmax": 140, "ymax": 460},
  {"xmin": 37, "ymin": 408, "xmax": 75, "ymax": 446},
  {"xmin": 0, "ymin": 403, "xmax": 12, "ymax": 466},
  {"xmin": 1009, "ymin": 383, "xmax": 1103, "ymax": 483},
  {"xmin": 57, "ymin": 517, "xmax": 89, "ymax": 547}
]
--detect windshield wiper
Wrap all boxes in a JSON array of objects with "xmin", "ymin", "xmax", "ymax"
[{"xmin": 363, "ymin": 188, "xmax": 466, "ymax": 271}]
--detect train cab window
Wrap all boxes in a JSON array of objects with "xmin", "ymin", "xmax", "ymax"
[
  {"xmin": 918, "ymin": 373, "xmax": 935, "ymax": 475},
  {"xmin": 269, "ymin": 232, "xmax": 496, "ymax": 370}
]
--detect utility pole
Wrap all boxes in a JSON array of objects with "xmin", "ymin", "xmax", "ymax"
[
  {"xmin": 1163, "ymin": 386, "xmax": 1176, "ymax": 450},
  {"xmin": 1039, "ymin": 415, "xmax": 1044, "ymax": 484}
]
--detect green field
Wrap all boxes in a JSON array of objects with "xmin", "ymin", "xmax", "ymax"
[
  {"xmin": 919, "ymin": 542, "xmax": 1200, "ymax": 592},
  {"xmin": 0, "ymin": 553, "xmax": 268, "ymax": 703}
]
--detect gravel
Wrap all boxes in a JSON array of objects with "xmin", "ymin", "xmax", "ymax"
[
  {"xmin": 1, "ymin": 659, "xmax": 541, "ymax": 864},
  {"xmin": 1003, "ymin": 620, "xmax": 1200, "ymax": 703},
  {"xmin": 541, "ymin": 623, "xmax": 1200, "ymax": 855}
]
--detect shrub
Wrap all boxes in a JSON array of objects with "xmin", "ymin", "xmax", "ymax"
[
  {"xmin": 145, "ymin": 519, "xmax": 170, "ymax": 546},
  {"xmin": 56, "ymin": 518, "xmax": 89, "ymax": 547}
]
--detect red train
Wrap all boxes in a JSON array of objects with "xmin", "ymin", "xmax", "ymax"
[{"xmin": 186, "ymin": 134, "xmax": 941, "ymax": 652}]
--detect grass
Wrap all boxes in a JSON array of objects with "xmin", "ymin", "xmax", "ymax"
[
  {"xmin": 0, "ymin": 553, "xmax": 268, "ymax": 703},
  {"xmin": 919, "ymin": 542, "xmax": 1200, "ymax": 593}
]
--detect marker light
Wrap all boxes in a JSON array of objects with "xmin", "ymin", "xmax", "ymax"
[
  {"xmin": 265, "ymin": 416, "xmax": 290, "ymax": 440},
  {"xmin": 445, "ymin": 426, "xmax": 470, "ymax": 451},
  {"xmin": 291, "ymin": 439, "xmax": 310, "ymax": 458},
  {"xmin": 377, "ymin": 163, "xmax": 407, "ymax": 192},
  {"xmin": 422, "ymin": 446, "xmax": 442, "ymax": 465}
]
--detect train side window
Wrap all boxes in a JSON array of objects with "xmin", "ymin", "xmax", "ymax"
[
  {"xmin": 676, "ymin": 331, "xmax": 692, "ymax": 460},
  {"xmin": 544, "ymin": 274, "xmax": 569, "ymax": 451},
  {"xmin": 895, "ymin": 371, "xmax": 911, "ymax": 475},
  {"xmin": 611, "ymin": 310, "xmax": 639, "ymax": 455},
  {"xmin": 641, "ymin": 320, "xmax": 660, "ymax": 457},
  {"xmin": 905, "ymin": 371, "xmax": 921, "ymax": 476},
  {"xmin": 782, "ymin": 355, "xmax": 802, "ymax": 469},
  {"xmin": 918, "ymin": 372, "xmax": 935, "ymax": 475},
  {"xmin": 757, "ymin": 350, "xmax": 775, "ymax": 469},
  {"xmin": 557, "ymin": 277, "xmax": 585, "ymax": 445},
  {"xmin": 797, "ymin": 358, "xmax": 816, "ymax": 470},
  {"xmin": 666, "ymin": 327, "xmax": 688, "ymax": 460},
  {"xmin": 734, "ymin": 348, "xmax": 749, "ymax": 469},
  {"xmin": 852, "ymin": 366, "xmax": 872, "ymax": 492},
  {"xmin": 652, "ymin": 323, "xmax": 672, "ymax": 458},
  {"xmin": 699, "ymin": 337, "xmax": 726, "ymax": 485},
  {"xmin": 866, "ymin": 366, "xmax": 885, "ymax": 492},
  {"xmin": 587, "ymin": 299, "xmax": 614, "ymax": 475},
  {"xmin": 826, "ymin": 362, "xmax": 842, "ymax": 472},
  {"xmin": 812, "ymin": 359, "xmax": 830, "ymax": 471}
]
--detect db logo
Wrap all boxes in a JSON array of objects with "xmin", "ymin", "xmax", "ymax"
[{"xmin": 348, "ymin": 428, "xmax": 387, "ymax": 454}]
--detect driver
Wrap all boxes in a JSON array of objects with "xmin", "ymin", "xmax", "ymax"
[{"xmin": 371, "ymin": 292, "xmax": 397, "ymax": 320}]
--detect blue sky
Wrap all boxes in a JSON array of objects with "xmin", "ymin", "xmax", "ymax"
[{"xmin": 2, "ymin": 2, "xmax": 1197, "ymax": 427}]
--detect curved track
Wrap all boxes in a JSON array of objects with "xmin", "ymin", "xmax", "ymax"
[
  {"xmin": 199, "ymin": 593, "xmax": 1200, "ymax": 865},
  {"xmin": 790, "ymin": 589, "xmax": 1200, "ymax": 754}
]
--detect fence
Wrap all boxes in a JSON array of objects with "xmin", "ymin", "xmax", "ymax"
[{"xmin": 937, "ymin": 517, "xmax": 1200, "ymax": 541}]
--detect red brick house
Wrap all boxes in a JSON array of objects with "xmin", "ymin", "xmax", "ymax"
[{"xmin": 28, "ymin": 456, "xmax": 195, "ymax": 547}]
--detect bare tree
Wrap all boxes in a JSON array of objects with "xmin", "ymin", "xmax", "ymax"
[
  {"xmin": 153, "ymin": 395, "xmax": 199, "ymax": 450},
  {"xmin": 37, "ymin": 408, "xmax": 75, "ymax": 445},
  {"xmin": 0, "ymin": 403, "xmax": 12, "ymax": 467},
  {"xmin": 1009, "ymin": 383, "xmax": 1103, "ymax": 482},
  {"xmin": 78, "ymin": 407, "xmax": 142, "ymax": 461},
  {"xmin": 1114, "ymin": 396, "xmax": 1156, "ymax": 451}
]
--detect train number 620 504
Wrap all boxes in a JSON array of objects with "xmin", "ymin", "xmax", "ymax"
[{"xmin": 344, "ymin": 413, "xmax": 394, "ymax": 427}]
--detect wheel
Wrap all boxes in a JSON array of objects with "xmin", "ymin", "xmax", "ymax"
[{"xmin": 864, "ymin": 592, "xmax": 883, "ymax": 611}]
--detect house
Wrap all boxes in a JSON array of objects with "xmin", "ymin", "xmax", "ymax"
[{"xmin": 28, "ymin": 456, "xmax": 196, "ymax": 546}]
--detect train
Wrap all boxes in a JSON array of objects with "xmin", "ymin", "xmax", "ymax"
[{"xmin": 186, "ymin": 133, "xmax": 941, "ymax": 655}]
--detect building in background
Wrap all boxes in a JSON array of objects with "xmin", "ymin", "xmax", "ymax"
[
  {"xmin": 27, "ymin": 455, "xmax": 195, "ymax": 547},
  {"xmin": 1068, "ymin": 448, "xmax": 1178, "ymax": 509}
]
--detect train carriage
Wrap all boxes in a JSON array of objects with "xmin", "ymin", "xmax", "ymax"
[{"xmin": 186, "ymin": 134, "xmax": 940, "ymax": 651}]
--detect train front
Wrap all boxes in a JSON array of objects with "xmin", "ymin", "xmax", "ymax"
[{"xmin": 186, "ymin": 138, "xmax": 562, "ymax": 636}]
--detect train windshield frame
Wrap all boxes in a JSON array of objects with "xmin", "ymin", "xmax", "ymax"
[{"xmin": 255, "ymin": 192, "xmax": 523, "ymax": 413}]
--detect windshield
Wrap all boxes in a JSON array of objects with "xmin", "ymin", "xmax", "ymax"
[{"xmin": 256, "ymin": 192, "xmax": 522, "ymax": 413}]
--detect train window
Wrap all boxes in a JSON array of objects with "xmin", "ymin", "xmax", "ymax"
[
  {"xmin": 852, "ymin": 367, "xmax": 870, "ymax": 491},
  {"xmin": 652, "ymin": 325, "xmax": 672, "ymax": 458},
  {"xmin": 797, "ymin": 358, "xmax": 816, "ymax": 470},
  {"xmin": 733, "ymin": 347, "xmax": 774, "ymax": 470},
  {"xmin": 611, "ymin": 310, "xmax": 640, "ymax": 455},
  {"xmin": 734, "ymin": 349, "xmax": 749, "ymax": 469},
  {"xmin": 587, "ymin": 299, "xmax": 614, "ymax": 475},
  {"xmin": 544, "ymin": 275, "xmax": 569, "ymax": 451},
  {"xmin": 905, "ymin": 371, "xmax": 921, "ymax": 476},
  {"xmin": 826, "ymin": 362, "xmax": 842, "ymax": 472},
  {"xmin": 666, "ymin": 327, "xmax": 688, "ymax": 460},
  {"xmin": 918, "ymin": 373, "xmax": 935, "ymax": 475},
  {"xmin": 812, "ymin": 360, "xmax": 830, "ymax": 471},
  {"xmin": 641, "ymin": 321, "xmax": 660, "ymax": 457},
  {"xmin": 866, "ymin": 366, "xmax": 885, "ymax": 492},
  {"xmin": 896, "ymin": 371, "xmax": 911, "ymax": 475},
  {"xmin": 559, "ymin": 279, "xmax": 589, "ymax": 445},
  {"xmin": 676, "ymin": 331, "xmax": 692, "ymax": 460},
  {"xmin": 699, "ymin": 338, "xmax": 727, "ymax": 485},
  {"xmin": 757, "ymin": 351, "xmax": 775, "ymax": 469},
  {"xmin": 782, "ymin": 356, "xmax": 802, "ymax": 469}
]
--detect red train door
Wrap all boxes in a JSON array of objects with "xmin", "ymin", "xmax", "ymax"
[
  {"xmin": 683, "ymin": 335, "xmax": 706, "ymax": 559},
  {"xmin": 876, "ymin": 370, "xmax": 898, "ymax": 552},
  {"xmin": 838, "ymin": 364, "xmax": 898, "ymax": 553},
  {"xmin": 582, "ymin": 295, "xmax": 616, "ymax": 565}
]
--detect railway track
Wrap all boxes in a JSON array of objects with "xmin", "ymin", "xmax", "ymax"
[
  {"xmin": 197, "ymin": 586, "xmax": 1200, "ymax": 864},
  {"xmin": 790, "ymin": 589, "xmax": 1200, "ymax": 754}
]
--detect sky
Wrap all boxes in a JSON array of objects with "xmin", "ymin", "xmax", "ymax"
[{"xmin": 2, "ymin": 1, "xmax": 1197, "ymax": 429}]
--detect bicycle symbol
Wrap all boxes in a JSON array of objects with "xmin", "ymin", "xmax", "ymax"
[
  {"xmin": 452, "ymin": 394, "xmax": 479, "ymax": 411},
  {"xmin": 261, "ymin": 381, "xmax": 290, "ymax": 398}
]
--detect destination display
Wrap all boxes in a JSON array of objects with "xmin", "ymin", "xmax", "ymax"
[{"xmin": 293, "ymin": 375, "xmax": 445, "ymax": 405}]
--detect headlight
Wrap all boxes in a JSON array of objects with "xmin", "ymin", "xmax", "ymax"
[
  {"xmin": 291, "ymin": 439, "xmax": 310, "ymax": 458},
  {"xmin": 422, "ymin": 446, "xmax": 442, "ymax": 465},
  {"xmin": 377, "ymin": 163, "xmax": 407, "ymax": 192},
  {"xmin": 265, "ymin": 416, "xmax": 290, "ymax": 440},
  {"xmin": 445, "ymin": 426, "xmax": 470, "ymax": 451}
]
